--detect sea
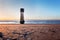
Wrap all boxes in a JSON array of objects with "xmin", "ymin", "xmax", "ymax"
[{"xmin": 0, "ymin": 20, "xmax": 60, "ymax": 24}]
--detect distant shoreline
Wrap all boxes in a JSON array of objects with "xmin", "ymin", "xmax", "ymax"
[{"xmin": 0, "ymin": 24, "xmax": 60, "ymax": 25}]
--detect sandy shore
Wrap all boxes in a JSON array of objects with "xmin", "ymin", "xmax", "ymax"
[{"xmin": 0, "ymin": 24, "xmax": 60, "ymax": 40}]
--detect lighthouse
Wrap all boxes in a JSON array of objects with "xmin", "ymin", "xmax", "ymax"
[{"xmin": 20, "ymin": 8, "xmax": 25, "ymax": 24}]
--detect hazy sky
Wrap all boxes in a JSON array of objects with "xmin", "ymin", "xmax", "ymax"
[{"xmin": 0, "ymin": 0, "xmax": 60, "ymax": 20}]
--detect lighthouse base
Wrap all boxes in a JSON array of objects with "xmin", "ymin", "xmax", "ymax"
[{"xmin": 20, "ymin": 20, "xmax": 25, "ymax": 24}]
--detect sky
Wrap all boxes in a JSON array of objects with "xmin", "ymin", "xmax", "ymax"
[{"xmin": 0, "ymin": 0, "xmax": 60, "ymax": 20}]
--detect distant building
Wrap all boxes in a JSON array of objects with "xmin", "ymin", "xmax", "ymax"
[{"xmin": 20, "ymin": 8, "xmax": 25, "ymax": 24}]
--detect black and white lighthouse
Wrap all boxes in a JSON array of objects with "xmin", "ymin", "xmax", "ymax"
[{"xmin": 20, "ymin": 8, "xmax": 25, "ymax": 24}]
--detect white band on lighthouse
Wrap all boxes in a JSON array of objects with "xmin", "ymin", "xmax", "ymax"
[{"xmin": 20, "ymin": 8, "xmax": 25, "ymax": 24}]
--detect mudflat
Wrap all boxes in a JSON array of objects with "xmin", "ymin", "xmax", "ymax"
[{"xmin": 0, "ymin": 24, "xmax": 60, "ymax": 40}]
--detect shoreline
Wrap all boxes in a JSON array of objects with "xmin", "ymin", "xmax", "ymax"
[
  {"xmin": 0, "ymin": 24, "xmax": 60, "ymax": 25},
  {"xmin": 0, "ymin": 24, "xmax": 60, "ymax": 27}
]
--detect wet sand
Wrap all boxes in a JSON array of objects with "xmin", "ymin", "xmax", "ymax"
[{"xmin": 0, "ymin": 24, "xmax": 60, "ymax": 40}]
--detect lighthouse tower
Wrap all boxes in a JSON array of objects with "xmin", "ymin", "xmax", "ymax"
[{"xmin": 20, "ymin": 8, "xmax": 25, "ymax": 24}]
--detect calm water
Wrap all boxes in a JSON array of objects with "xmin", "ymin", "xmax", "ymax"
[
  {"xmin": 25, "ymin": 20, "xmax": 60, "ymax": 24},
  {"xmin": 0, "ymin": 20, "xmax": 60, "ymax": 24}
]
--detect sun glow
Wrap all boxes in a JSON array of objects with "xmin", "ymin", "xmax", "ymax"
[{"xmin": 0, "ymin": 17, "xmax": 19, "ymax": 20}]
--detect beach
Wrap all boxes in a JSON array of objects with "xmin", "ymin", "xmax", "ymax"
[{"xmin": 0, "ymin": 24, "xmax": 60, "ymax": 40}]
